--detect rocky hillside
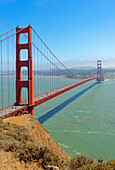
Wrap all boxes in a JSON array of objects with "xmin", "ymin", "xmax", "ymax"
[{"xmin": 0, "ymin": 114, "xmax": 69, "ymax": 169}]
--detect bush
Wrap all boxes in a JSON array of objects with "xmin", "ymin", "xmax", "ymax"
[
  {"xmin": 98, "ymin": 157, "xmax": 103, "ymax": 162},
  {"xmin": 69, "ymin": 155, "xmax": 94, "ymax": 169},
  {"xmin": 18, "ymin": 145, "xmax": 64, "ymax": 168}
]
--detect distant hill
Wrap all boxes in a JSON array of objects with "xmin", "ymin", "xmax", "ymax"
[{"xmin": 71, "ymin": 66, "xmax": 96, "ymax": 70}]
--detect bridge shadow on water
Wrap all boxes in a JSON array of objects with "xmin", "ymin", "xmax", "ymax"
[{"xmin": 38, "ymin": 83, "xmax": 97, "ymax": 124}]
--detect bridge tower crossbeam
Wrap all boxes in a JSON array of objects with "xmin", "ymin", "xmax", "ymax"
[{"xmin": 15, "ymin": 24, "xmax": 34, "ymax": 116}]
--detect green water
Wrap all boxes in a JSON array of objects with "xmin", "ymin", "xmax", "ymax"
[
  {"xmin": 0, "ymin": 77, "xmax": 115, "ymax": 161},
  {"xmin": 34, "ymin": 79, "xmax": 115, "ymax": 161}
]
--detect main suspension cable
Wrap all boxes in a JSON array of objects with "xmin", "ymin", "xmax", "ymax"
[
  {"xmin": 32, "ymin": 27, "xmax": 77, "ymax": 78},
  {"xmin": 0, "ymin": 27, "xmax": 16, "ymax": 37},
  {"xmin": 0, "ymin": 26, "xmax": 28, "ymax": 43}
]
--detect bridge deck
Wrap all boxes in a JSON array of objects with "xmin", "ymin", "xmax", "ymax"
[{"xmin": 0, "ymin": 76, "xmax": 99, "ymax": 118}]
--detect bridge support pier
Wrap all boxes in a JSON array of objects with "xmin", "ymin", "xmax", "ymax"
[
  {"xmin": 16, "ymin": 25, "xmax": 34, "ymax": 116},
  {"xmin": 97, "ymin": 60, "xmax": 102, "ymax": 83}
]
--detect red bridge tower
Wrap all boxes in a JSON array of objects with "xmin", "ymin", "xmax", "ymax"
[
  {"xmin": 97, "ymin": 60, "xmax": 102, "ymax": 83},
  {"xmin": 16, "ymin": 25, "xmax": 34, "ymax": 116}
]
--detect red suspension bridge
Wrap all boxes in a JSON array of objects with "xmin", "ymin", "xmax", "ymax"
[{"xmin": 0, "ymin": 25, "xmax": 102, "ymax": 118}]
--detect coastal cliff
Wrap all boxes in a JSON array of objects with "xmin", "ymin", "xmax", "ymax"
[{"xmin": 0, "ymin": 114, "xmax": 115, "ymax": 169}]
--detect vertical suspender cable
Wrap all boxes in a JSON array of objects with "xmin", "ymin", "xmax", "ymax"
[
  {"xmin": 12, "ymin": 31, "xmax": 14, "ymax": 104},
  {"xmin": 51, "ymin": 53, "xmax": 52, "ymax": 90},
  {"xmin": 24, "ymin": 34, "xmax": 26, "ymax": 101},
  {"xmin": 51, "ymin": 54, "xmax": 53, "ymax": 90},
  {"xmin": 51, "ymin": 52, "xmax": 52, "ymax": 91},
  {"xmin": 47, "ymin": 50, "xmax": 48, "ymax": 92},
  {"xmin": 34, "ymin": 34, "xmax": 36, "ymax": 97},
  {"xmin": 33, "ymin": 32, "xmax": 34, "ymax": 96},
  {"xmin": 7, "ymin": 35, "xmax": 10, "ymax": 107},
  {"xmin": 41, "ymin": 40, "xmax": 42, "ymax": 93},
  {"xmin": 37, "ymin": 37, "xmax": 39, "ymax": 96},
  {"xmin": 1, "ymin": 36, "xmax": 3, "ymax": 111},
  {"xmin": 46, "ymin": 48, "xmax": 48, "ymax": 111},
  {"xmin": 36, "ymin": 36, "xmax": 37, "ymax": 96},
  {"xmin": 22, "ymin": 34, "xmax": 24, "ymax": 102},
  {"xmin": 52, "ymin": 54, "xmax": 53, "ymax": 90},
  {"xmin": 39, "ymin": 41, "xmax": 40, "ymax": 95},
  {"xmin": 35, "ymin": 35, "xmax": 37, "ymax": 97},
  {"xmin": 50, "ymin": 52, "xmax": 51, "ymax": 92},
  {"xmin": 44, "ymin": 45, "xmax": 45, "ymax": 93},
  {"xmin": 24, "ymin": 34, "xmax": 26, "ymax": 102}
]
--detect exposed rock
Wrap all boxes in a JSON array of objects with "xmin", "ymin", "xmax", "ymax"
[{"xmin": 47, "ymin": 165, "xmax": 59, "ymax": 170}]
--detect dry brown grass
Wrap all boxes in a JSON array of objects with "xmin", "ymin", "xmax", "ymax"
[{"xmin": 0, "ymin": 150, "xmax": 43, "ymax": 170}]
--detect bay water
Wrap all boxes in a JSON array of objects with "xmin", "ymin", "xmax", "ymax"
[
  {"xmin": 0, "ymin": 77, "xmax": 115, "ymax": 161},
  {"xmin": 35, "ymin": 79, "xmax": 115, "ymax": 161}
]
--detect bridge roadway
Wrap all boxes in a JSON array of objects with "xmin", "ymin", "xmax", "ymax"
[{"xmin": 0, "ymin": 76, "xmax": 100, "ymax": 118}]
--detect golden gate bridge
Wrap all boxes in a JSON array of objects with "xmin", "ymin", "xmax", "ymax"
[{"xmin": 0, "ymin": 25, "xmax": 102, "ymax": 118}]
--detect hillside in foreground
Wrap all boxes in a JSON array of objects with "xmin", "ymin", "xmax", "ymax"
[{"xmin": 0, "ymin": 114, "xmax": 115, "ymax": 169}]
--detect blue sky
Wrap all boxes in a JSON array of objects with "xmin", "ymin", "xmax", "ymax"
[{"xmin": 0, "ymin": 0, "xmax": 115, "ymax": 68}]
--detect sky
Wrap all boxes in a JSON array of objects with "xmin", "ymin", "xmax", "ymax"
[{"xmin": 0, "ymin": 0, "xmax": 115, "ymax": 68}]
